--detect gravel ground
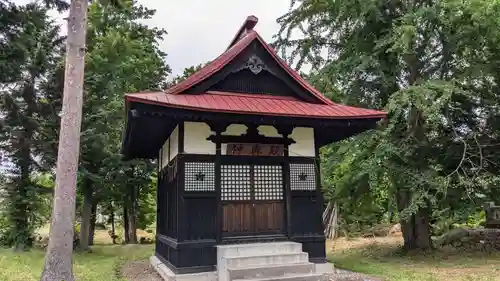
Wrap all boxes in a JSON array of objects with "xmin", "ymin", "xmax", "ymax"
[
  {"xmin": 121, "ymin": 260, "xmax": 162, "ymax": 281},
  {"xmin": 121, "ymin": 260, "xmax": 382, "ymax": 281},
  {"xmin": 329, "ymin": 269, "xmax": 383, "ymax": 281}
]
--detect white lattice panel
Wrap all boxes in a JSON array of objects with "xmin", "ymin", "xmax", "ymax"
[
  {"xmin": 290, "ymin": 163, "xmax": 316, "ymax": 191},
  {"xmin": 221, "ymin": 165, "xmax": 251, "ymax": 201},
  {"xmin": 184, "ymin": 162, "xmax": 215, "ymax": 192},
  {"xmin": 254, "ymin": 165, "xmax": 283, "ymax": 200}
]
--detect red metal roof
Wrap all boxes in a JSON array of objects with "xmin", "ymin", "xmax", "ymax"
[
  {"xmin": 165, "ymin": 29, "xmax": 335, "ymax": 105},
  {"xmin": 126, "ymin": 91, "xmax": 386, "ymax": 119},
  {"xmin": 128, "ymin": 15, "xmax": 386, "ymax": 120}
]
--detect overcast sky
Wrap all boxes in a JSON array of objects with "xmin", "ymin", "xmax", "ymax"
[{"xmin": 13, "ymin": 0, "xmax": 292, "ymax": 76}]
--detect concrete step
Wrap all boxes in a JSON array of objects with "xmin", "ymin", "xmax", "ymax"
[
  {"xmin": 217, "ymin": 242, "xmax": 302, "ymax": 258},
  {"xmin": 223, "ymin": 252, "xmax": 309, "ymax": 268},
  {"xmin": 233, "ymin": 273, "xmax": 327, "ymax": 281},
  {"xmin": 228, "ymin": 262, "xmax": 314, "ymax": 280}
]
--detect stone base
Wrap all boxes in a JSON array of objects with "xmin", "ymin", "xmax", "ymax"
[
  {"xmin": 150, "ymin": 256, "xmax": 217, "ymax": 281},
  {"xmin": 314, "ymin": 262, "xmax": 335, "ymax": 274}
]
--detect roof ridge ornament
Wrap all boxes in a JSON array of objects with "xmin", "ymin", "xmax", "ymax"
[{"xmin": 244, "ymin": 55, "xmax": 265, "ymax": 74}]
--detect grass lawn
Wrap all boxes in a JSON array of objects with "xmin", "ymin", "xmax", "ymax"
[
  {"xmin": 0, "ymin": 244, "xmax": 154, "ymax": 281},
  {"xmin": 2, "ymin": 234, "xmax": 500, "ymax": 281},
  {"xmin": 328, "ymin": 237, "xmax": 500, "ymax": 281}
]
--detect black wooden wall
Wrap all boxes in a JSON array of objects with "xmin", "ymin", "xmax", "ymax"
[
  {"xmin": 156, "ymin": 155, "xmax": 217, "ymax": 274},
  {"xmin": 288, "ymin": 158, "xmax": 327, "ymax": 263},
  {"xmin": 155, "ymin": 154, "xmax": 327, "ymax": 273}
]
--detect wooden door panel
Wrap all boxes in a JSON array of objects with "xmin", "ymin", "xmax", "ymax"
[
  {"xmin": 223, "ymin": 203, "xmax": 253, "ymax": 234},
  {"xmin": 221, "ymin": 164, "xmax": 285, "ymax": 237},
  {"xmin": 254, "ymin": 202, "xmax": 284, "ymax": 233}
]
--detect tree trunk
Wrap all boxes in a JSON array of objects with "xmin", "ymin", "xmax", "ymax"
[
  {"xmin": 79, "ymin": 181, "xmax": 92, "ymax": 251},
  {"xmin": 40, "ymin": 1, "xmax": 88, "ymax": 280},
  {"xmin": 396, "ymin": 189, "xmax": 432, "ymax": 250},
  {"xmin": 414, "ymin": 206, "xmax": 432, "ymax": 249},
  {"xmin": 110, "ymin": 206, "xmax": 116, "ymax": 244},
  {"xmin": 122, "ymin": 182, "xmax": 138, "ymax": 244},
  {"xmin": 13, "ymin": 174, "xmax": 29, "ymax": 252},
  {"xmin": 13, "ymin": 145, "xmax": 31, "ymax": 252},
  {"xmin": 132, "ymin": 184, "xmax": 139, "ymax": 244},
  {"xmin": 89, "ymin": 201, "xmax": 97, "ymax": 246},
  {"xmin": 127, "ymin": 183, "xmax": 138, "ymax": 244},
  {"xmin": 123, "ymin": 203, "xmax": 130, "ymax": 244},
  {"xmin": 13, "ymin": 75, "xmax": 37, "ymax": 251},
  {"xmin": 127, "ymin": 202, "xmax": 138, "ymax": 244}
]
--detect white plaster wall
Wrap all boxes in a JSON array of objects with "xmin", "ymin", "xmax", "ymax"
[
  {"xmin": 222, "ymin": 124, "xmax": 247, "ymax": 136},
  {"xmin": 289, "ymin": 127, "xmax": 315, "ymax": 157},
  {"xmin": 221, "ymin": 143, "xmax": 229, "ymax": 155},
  {"xmin": 221, "ymin": 124, "xmax": 247, "ymax": 155},
  {"xmin": 219, "ymin": 124, "xmax": 243, "ymax": 155},
  {"xmin": 184, "ymin": 122, "xmax": 216, "ymax": 155},
  {"xmin": 169, "ymin": 125, "xmax": 179, "ymax": 161},
  {"xmin": 158, "ymin": 150, "xmax": 162, "ymax": 170},
  {"xmin": 258, "ymin": 125, "xmax": 281, "ymax": 137},
  {"xmin": 159, "ymin": 139, "xmax": 170, "ymax": 169},
  {"xmin": 213, "ymin": 124, "xmax": 315, "ymax": 157}
]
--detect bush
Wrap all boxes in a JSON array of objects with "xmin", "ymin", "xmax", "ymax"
[
  {"xmin": 95, "ymin": 222, "xmax": 107, "ymax": 230},
  {"xmin": 0, "ymin": 212, "xmax": 10, "ymax": 246},
  {"xmin": 108, "ymin": 230, "xmax": 120, "ymax": 244},
  {"xmin": 138, "ymin": 236, "xmax": 154, "ymax": 244},
  {"xmin": 73, "ymin": 224, "xmax": 80, "ymax": 249}
]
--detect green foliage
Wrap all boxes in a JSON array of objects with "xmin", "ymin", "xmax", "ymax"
[
  {"xmin": 78, "ymin": 0, "xmax": 167, "ymax": 240},
  {"xmin": 1, "ymin": 0, "xmax": 168, "ymax": 248},
  {"xmin": 0, "ymin": 2, "xmax": 64, "ymax": 249},
  {"xmin": 277, "ymin": 0, "xmax": 500, "ymax": 245},
  {"xmin": 1, "ymin": 176, "xmax": 52, "ymax": 248},
  {"xmin": 136, "ymin": 174, "xmax": 157, "ymax": 230},
  {"xmin": 163, "ymin": 63, "xmax": 205, "ymax": 88}
]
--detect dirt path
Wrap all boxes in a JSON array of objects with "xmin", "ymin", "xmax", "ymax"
[
  {"xmin": 329, "ymin": 269, "xmax": 383, "ymax": 281},
  {"xmin": 121, "ymin": 260, "xmax": 162, "ymax": 281}
]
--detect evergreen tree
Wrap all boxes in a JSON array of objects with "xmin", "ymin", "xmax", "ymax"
[
  {"xmin": 0, "ymin": 3, "xmax": 64, "ymax": 250},
  {"xmin": 276, "ymin": 0, "xmax": 500, "ymax": 249},
  {"xmin": 40, "ymin": 0, "xmax": 169, "ymax": 250}
]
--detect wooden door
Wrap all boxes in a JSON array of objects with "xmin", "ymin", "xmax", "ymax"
[{"xmin": 221, "ymin": 164, "xmax": 285, "ymax": 237}]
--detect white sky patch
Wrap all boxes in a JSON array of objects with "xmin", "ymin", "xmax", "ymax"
[
  {"xmin": 13, "ymin": 0, "xmax": 292, "ymax": 76},
  {"xmin": 140, "ymin": 0, "xmax": 291, "ymax": 76}
]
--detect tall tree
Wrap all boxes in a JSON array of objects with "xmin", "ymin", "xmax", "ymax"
[
  {"xmin": 76, "ymin": 0, "xmax": 168, "ymax": 249},
  {"xmin": 276, "ymin": 0, "xmax": 500, "ymax": 249},
  {"xmin": 41, "ymin": 0, "xmax": 143, "ymax": 278},
  {"xmin": 40, "ymin": 0, "xmax": 88, "ymax": 279},
  {"xmin": 0, "ymin": 3, "xmax": 64, "ymax": 250}
]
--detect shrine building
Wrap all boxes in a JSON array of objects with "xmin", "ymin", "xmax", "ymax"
[{"xmin": 122, "ymin": 16, "xmax": 386, "ymax": 281}]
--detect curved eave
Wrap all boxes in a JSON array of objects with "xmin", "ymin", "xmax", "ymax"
[
  {"xmin": 125, "ymin": 95, "xmax": 387, "ymax": 120},
  {"xmin": 121, "ymin": 101, "xmax": 384, "ymax": 160}
]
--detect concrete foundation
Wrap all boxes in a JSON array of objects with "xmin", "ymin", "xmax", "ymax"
[
  {"xmin": 151, "ymin": 242, "xmax": 332, "ymax": 281},
  {"xmin": 150, "ymin": 256, "xmax": 217, "ymax": 281}
]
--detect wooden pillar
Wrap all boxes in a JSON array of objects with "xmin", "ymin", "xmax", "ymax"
[
  {"xmin": 313, "ymin": 127, "xmax": 327, "ymax": 263},
  {"xmin": 208, "ymin": 122, "xmax": 229, "ymax": 243},
  {"xmin": 277, "ymin": 125, "xmax": 294, "ymax": 238},
  {"xmin": 156, "ymin": 153, "xmax": 161, "ymax": 236},
  {"xmin": 314, "ymin": 127, "xmax": 325, "ymax": 232},
  {"xmin": 177, "ymin": 122, "xmax": 187, "ymax": 241}
]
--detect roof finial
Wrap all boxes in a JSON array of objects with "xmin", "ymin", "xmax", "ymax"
[
  {"xmin": 227, "ymin": 15, "xmax": 259, "ymax": 50},
  {"xmin": 244, "ymin": 15, "xmax": 259, "ymax": 31}
]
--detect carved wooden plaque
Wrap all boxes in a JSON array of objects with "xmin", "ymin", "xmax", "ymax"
[{"xmin": 226, "ymin": 143, "xmax": 284, "ymax": 156}]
